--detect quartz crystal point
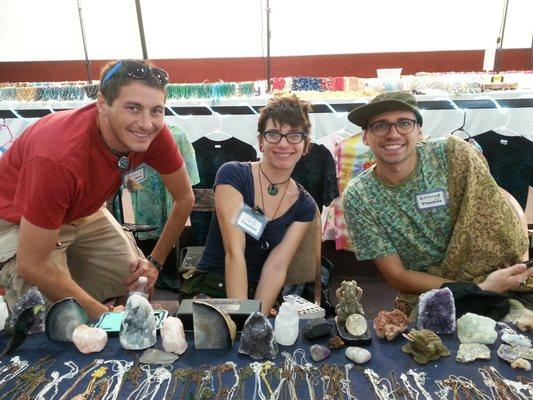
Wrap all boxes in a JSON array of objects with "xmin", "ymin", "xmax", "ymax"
[
  {"xmin": 239, "ymin": 312, "xmax": 278, "ymax": 360},
  {"xmin": 119, "ymin": 294, "xmax": 156, "ymax": 350}
]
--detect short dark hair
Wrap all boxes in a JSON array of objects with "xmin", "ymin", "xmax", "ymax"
[
  {"xmin": 99, "ymin": 59, "xmax": 166, "ymax": 105},
  {"xmin": 257, "ymin": 94, "xmax": 312, "ymax": 135}
]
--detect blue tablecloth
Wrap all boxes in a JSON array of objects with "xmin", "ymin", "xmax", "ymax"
[{"xmin": 0, "ymin": 319, "xmax": 531, "ymax": 399}]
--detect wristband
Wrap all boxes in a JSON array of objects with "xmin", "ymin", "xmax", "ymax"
[{"xmin": 146, "ymin": 255, "xmax": 163, "ymax": 272}]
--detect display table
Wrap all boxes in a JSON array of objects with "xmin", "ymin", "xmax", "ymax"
[{"xmin": 0, "ymin": 319, "xmax": 531, "ymax": 399}]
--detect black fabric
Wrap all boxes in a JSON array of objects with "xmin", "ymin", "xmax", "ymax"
[
  {"xmin": 441, "ymin": 282, "xmax": 510, "ymax": 320},
  {"xmin": 291, "ymin": 143, "xmax": 339, "ymax": 212},
  {"xmin": 474, "ymin": 131, "xmax": 533, "ymax": 209},
  {"xmin": 191, "ymin": 137, "xmax": 257, "ymax": 246}
]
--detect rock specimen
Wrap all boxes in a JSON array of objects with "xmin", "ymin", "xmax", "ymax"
[
  {"xmin": 193, "ymin": 301, "xmax": 236, "ymax": 349},
  {"xmin": 274, "ymin": 298, "xmax": 299, "ymax": 346},
  {"xmin": 120, "ymin": 294, "xmax": 156, "ymax": 350},
  {"xmin": 417, "ymin": 288, "xmax": 456, "ymax": 334},
  {"xmin": 497, "ymin": 344, "xmax": 533, "ymax": 363},
  {"xmin": 516, "ymin": 314, "xmax": 533, "ymax": 332},
  {"xmin": 0, "ymin": 287, "xmax": 45, "ymax": 357},
  {"xmin": 501, "ymin": 332, "xmax": 532, "ymax": 348},
  {"xmin": 46, "ymin": 298, "xmax": 89, "ymax": 342},
  {"xmin": 373, "ymin": 309, "xmax": 409, "ymax": 341},
  {"xmin": 456, "ymin": 343, "xmax": 490, "ymax": 363},
  {"xmin": 72, "ymin": 324, "xmax": 107, "ymax": 354},
  {"xmin": 161, "ymin": 317, "xmax": 188, "ymax": 355},
  {"xmin": 345, "ymin": 314, "xmax": 367, "ymax": 336},
  {"xmin": 345, "ymin": 347, "xmax": 371, "ymax": 364},
  {"xmin": 510, "ymin": 358, "xmax": 531, "ymax": 371},
  {"xmin": 457, "ymin": 313, "xmax": 497, "ymax": 344},
  {"xmin": 140, "ymin": 348, "xmax": 179, "ymax": 364},
  {"xmin": 335, "ymin": 280, "xmax": 364, "ymax": 322},
  {"xmin": 328, "ymin": 336, "xmax": 345, "ymax": 350},
  {"xmin": 303, "ymin": 318, "xmax": 331, "ymax": 340},
  {"xmin": 239, "ymin": 312, "xmax": 278, "ymax": 360},
  {"xmin": 401, "ymin": 329, "xmax": 450, "ymax": 364},
  {"xmin": 310, "ymin": 344, "xmax": 331, "ymax": 362}
]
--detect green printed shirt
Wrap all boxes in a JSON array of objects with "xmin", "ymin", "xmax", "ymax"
[{"xmin": 343, "ymin": 137, "xmax": 452, "ymax": 271}]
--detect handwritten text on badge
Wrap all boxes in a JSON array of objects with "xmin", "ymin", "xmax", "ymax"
[{"xmin": 415, "ymin": 189, "xmax": 448, "ymax": 210}]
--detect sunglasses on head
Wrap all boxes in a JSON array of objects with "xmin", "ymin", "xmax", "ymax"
[{"xmin": 100, "ymin": 60, "xmax": 169, "ymax": 88}]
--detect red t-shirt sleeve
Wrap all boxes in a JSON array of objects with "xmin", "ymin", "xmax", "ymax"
[
  {"xmin": 144, "ymin": 125, "xmax": 183, "ymax": 175},
  {"xmin": 14, "ymin": 158, "xmax": 77, "ymax": 229}
]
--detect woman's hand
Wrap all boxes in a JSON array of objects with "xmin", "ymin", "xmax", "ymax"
[{"xmin": 479, "ymin": 263, "xmax": 532, "ymax": 293}]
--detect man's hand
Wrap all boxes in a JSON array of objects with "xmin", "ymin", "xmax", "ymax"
[
  {"xmin": 479, "ymin": 263, "xmax": 532, "ymax": 293},
  {"xmin": 124, "ymin": 257, "xmax": 159, "ymax": 295}
]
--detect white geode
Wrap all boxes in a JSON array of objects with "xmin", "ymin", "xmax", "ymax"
[
  {"xmin": 345, "ymin": 346, "xmax": 371, "ymax": 364},
  {"xmin": 119, "ymin": 294, "xmax": 156, "ymax": 350},
  {"xmin": 161, "ymin": 317, "xmax": 188, "ymax": 355},
  {"xmin": 72, "ymin": 324, "xmax": 107, "ymax": 354},
  {"xmin": 457, "ymin": 313, "xmax": 497, "ymax": 344}
]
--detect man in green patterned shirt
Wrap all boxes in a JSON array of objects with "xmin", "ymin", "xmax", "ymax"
[{"xmin": 343, "ymin": 91, "xmax": 532, "ymax": 313}]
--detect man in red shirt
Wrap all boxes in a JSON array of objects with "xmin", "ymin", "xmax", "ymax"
[{"xmin": 0, "ymin": 60, "xmax": 194, "ymax": 319}]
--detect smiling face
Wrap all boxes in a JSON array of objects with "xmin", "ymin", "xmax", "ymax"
[
  {"xmin": 259, "ymin": 118, "xmax": 307, "ymax": 171},
  {"xmin": 97, "ymin": 80, "xmax": 166, "ymax": 153},
  {"xmin": 363, "ymin": 110, "xmax": 421, "ymax": 171}
]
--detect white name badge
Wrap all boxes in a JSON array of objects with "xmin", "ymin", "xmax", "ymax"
[
  {"xmin": 415, "ymin": 189, "xmax": 448, "ymax": 211},
  {"xmin": 235, "ymin": 205, "xmax": 267, "ymax": 240},
  {"xmin": 124, "ymin": 166, "xmax": 146, "ymax": 184}
]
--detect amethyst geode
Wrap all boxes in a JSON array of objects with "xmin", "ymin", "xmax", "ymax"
[{"xmin": 416, "ymin": 287, "xmax": 456, "ymax": 334}]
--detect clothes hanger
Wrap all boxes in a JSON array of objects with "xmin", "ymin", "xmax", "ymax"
[
  {"xmin": 202, "ymin": 104, "xmax": 232, "ymax": 142},
  {"xmin": 488, "ymin": 98, "xmax": 520, "ymax": 137},
  {"xmin": 449, "ymin": 101, "xmax": 473, "ymax": 139},
  {"xmin": 313, "ymin": 100, "xmax": 361, "ymax": 143},
  {"xmin": 0, "ymin": 119, "xmax": 14, "ymax": 151}
]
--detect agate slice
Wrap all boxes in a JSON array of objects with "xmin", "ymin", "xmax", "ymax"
[
  {"xmin": 46, "ymin": 298, "xmax": 89, "ymax": 342},
  {"xmin": 193, "ymin": 301, "xmax": 236, "ymax": 349}
]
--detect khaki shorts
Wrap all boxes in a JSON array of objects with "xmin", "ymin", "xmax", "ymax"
[{"xmin": 0, "ymin": 207, "xmax": 142, "ymax": 311}]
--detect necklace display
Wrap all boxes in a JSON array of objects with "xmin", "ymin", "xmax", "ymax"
[
  {"xmin": 259, "ymin": 163, "xmax": 290, "ymax": 196},
  {"xmin": 257, "ymin": 165, "xmax": 290, "ymax": 251}
]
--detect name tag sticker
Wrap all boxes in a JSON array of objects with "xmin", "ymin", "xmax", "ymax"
[
  {"xmin": 415, "ymin": 189, "xmax": 448, "ymax": 211},
  {"xmin": 124, "ymin": 166, "xmax": 146, "ymax": 184},
  {"xmin": 235, "ymin": 205, "xmax": 267, "ymax": 240}
]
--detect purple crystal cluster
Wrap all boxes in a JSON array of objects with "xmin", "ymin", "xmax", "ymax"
[{"xmin": 417, "ymin": 287, "xmax": 456, "ymax": 334}]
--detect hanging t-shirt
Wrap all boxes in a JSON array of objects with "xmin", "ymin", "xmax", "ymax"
[
  {"xmin": 191, "ymin": 136, "xmax": 257, "ymax": 245},
  {"xmin": 474, "ymin": 131, "xmax": 533, "ymax": 209},
  {"xmin": 291, "ymin": 143, "xmax": 339, "ymax": 212},
  {"xmin": 130, "ymin": 125, "xmax": 200, "ymax": 240}
]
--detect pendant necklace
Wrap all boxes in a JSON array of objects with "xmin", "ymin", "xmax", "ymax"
[
  {"xmin": 259, "ymin": 162, "xmax": 290, "ymax": 196},
  {"xmin": 257, "ymin": 164, "xmax": 290, "ymax": 251},
  {"xmin": 98, "ymin": 121, "xmax": 130, "ymax": 171}
]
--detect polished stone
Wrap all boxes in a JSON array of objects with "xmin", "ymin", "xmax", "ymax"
[
  {"xmin": 310, "ymin": 344, "xmax": 331, "ymax": 362},
  {"xmin": 302, "ymin": 318, "xmax": 331, "ymax": 340},
  {"xmin": 345, "ymin": 313, "xmax": 367, "ymax": 336},
  {"xmin": 345, "ymin": 346, "xmax": 371, "ymax": 364},
  {"xmin": 193, "ymin": 301, "xmax": 236, "ymax": 349}
]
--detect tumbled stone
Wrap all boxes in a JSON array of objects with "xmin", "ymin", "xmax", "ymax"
[
  {"xmin": 161, "ymin": 317, "xmax": 188, "ymax": 355},
  {"xmin": 510, "ymin": 358, "xmax": 531, "ymax": 371},
  {"xmin": 457, "ymin": 313, "xmax": 497, "ymax": 344},
  {"xmin": 119, "ymin": 294, "xmax": 156, "ymax": 350},
  {"xmin": 345, "ymin": 314, "xmax": 367, "ymax": 336},
  {"xmin": 401, "ymin": 329, "xmax": 450, "ymax": 364},
  {"xmin": 239, "ymin": 312, "xmax": 278, "ymax": 360},
  {"xmin": 303, "ymin": 318, "xmax": 331, "ymax": 340},
  {"xmin": 497, "ymin": 344, "xmax": 533, "ymax": 363},
  {"xmin": 501, "ymin": 332, "xmax": 532, "ymax": 348},
  {"xmin": 310, "ymin": 344, "xmax": 331, "ymax": 362},
  {"xmin": 417, "ymin": 288, "xmax": 456, "ymax": 334},
  {"xmin": 72, "ymin": 324, "xmax": 107, "ymax": 354},
  {"xmin": 456, "ymin": 343, "xmax": 490, "ymax": 363},
  {"xmin": 140, "ymin": 348, "xmax": 179, "ymax": 364},
  {"xmin": 373, "ymin": 309, "xmax": 409, "ymax": 341},
  {"xmin": 345, "ymin": 346, "xmax": 371, "ymax": 364},
  {"xmin": 328, "ymin": 336, "xmax": 345, "ymax": 350}
]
